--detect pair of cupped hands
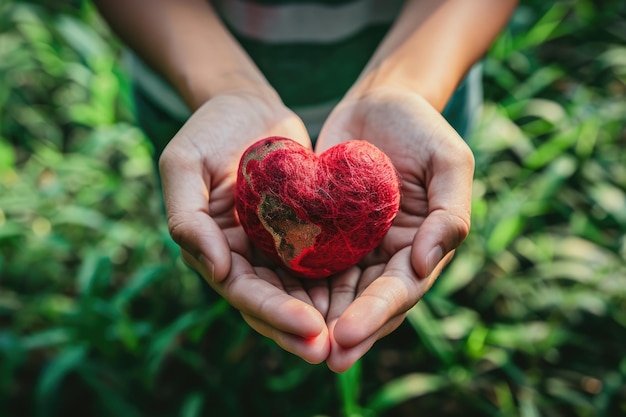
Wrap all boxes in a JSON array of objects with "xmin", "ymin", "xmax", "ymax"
[{"xmin": 158, "ymin": 85, "xmax": 474, "ymax": 373}]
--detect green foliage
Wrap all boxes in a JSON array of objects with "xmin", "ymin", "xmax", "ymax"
[{"xmin": 1, "ymin": 0, "xmax": 625, "ymax": 416}]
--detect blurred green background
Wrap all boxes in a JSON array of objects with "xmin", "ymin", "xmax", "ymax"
[{"xmin": 1, "ymin": 1, "xmax": 625, "ymax": 416}]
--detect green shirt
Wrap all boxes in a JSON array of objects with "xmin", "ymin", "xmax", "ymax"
[{"xmin": 128, "ymin": 0, "xmax": 481, "ymax": 139}]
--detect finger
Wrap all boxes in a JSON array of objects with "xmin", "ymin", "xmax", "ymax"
[
  {"xmin": 253, "ymin": 264, "xmax": 329, "ymax": 318},
  {"xmin": 326, "ymin": 264, "xmax": 395, "ymax": 373},
  {"xmin": 326, "ymin": 267, "xmax": 361, "ymax": 323},
  {"xmin": 181, "ymin": 249, "xmax": 215, "ymax": 284},
  {"xmin": 326, "ymin": 314, "xmax": 405, "ymax": 373},
  {"xmin": 275, "ymin": 270, "xmax": 315, "ymax": 307},
  {"xmin": 159, "ymin": 149, "xmax": 232, "ymax": 282},
  {"xmin": 216, "ymin": 254, "xmax": 327, "ymax": 339},
  {"xmin": 303, "ymin": 278, "xmax": 331, "ymax": 318},
  {"xmin": 241, "ymin": 313, "xmax": 330, "ymax": 364},
  {"xmin": 332, "ymin": 247, "xmax": 427, "ymax": 349},
  {"xmin": 360, "ymin": 226, "xmax": 415, "ymax": 266},
  {"xmin": 412, "ymin": 141, "xmax": 474, "ymax": 278},
  {"xmin": 355, "ymin": 264, "xmax": 385, "ymax": 298}
]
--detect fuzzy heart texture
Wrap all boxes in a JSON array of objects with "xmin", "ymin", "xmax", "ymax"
[{"xmin": 235, "ymin": 137, "xmax": 401, "ymax": 279}]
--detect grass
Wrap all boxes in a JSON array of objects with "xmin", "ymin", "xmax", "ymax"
[{"xmin": 1, "ymin": 0, "xmax": 625, "ymax": 416}]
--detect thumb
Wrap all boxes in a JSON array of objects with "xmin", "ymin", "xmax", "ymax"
[
  {"xmin": 159, "ymin": 151, "xmax": 232, "ymax": 283},
  {"xmin": 169, "ymin": 210, "xmax": 232, "ymax": 283},
  {"xmin": 411, "ymin": 144, "xmax": 474, "ymax": 278}
]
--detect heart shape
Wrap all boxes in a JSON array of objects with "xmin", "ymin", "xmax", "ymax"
[{"xmin": 235, "ymin": 137, "xmax": 401, "ymax": 279}]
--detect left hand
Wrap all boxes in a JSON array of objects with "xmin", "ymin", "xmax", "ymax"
[
  {"xmin": 314, "ymin": 87, "xmax": 475, "ymax": 372},
  {"xmin": 159, "ymin": 91, "xmax": 332, "ymax": 364}
]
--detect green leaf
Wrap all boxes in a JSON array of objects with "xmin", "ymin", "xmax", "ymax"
[
  {"xmin": 513, "ymin": 2, "xmax": 572, "ymax": 50},
  {"xmin": 113, "ymin": 265, "xmax": 166, "ymax": 309},
  {"xmin": 0, "ymin": 222, "xmax": 25, "ymax": 240},
  {"xmin": 78, "ymin": 365, "xmax": 143, "ymax": 417},
  {"xmin": 487, "ymin": 214, "xmax": 524, "ymax": 255},
  {"xmin": 180, "ymin": 392, "xmax": 204, "ymax": 417},
  {"xmin": 599, "ymin": 46, "xmax": 626, "ymax": 75},
  {"xmin": 526, "ymin": 156, "xmax": 577, "ymax": 202},
  {"xmin": 35, "ymin": 344, "xmax": 87, "ymax": 417},
  {"xmin": 0, "ymin": 331, "xmax": 26, "ymax": 397},
  {"xmin": 432, "ymin": 248, "xmax": 484, "ymax": 297},
  {"xmin": 337, "ymin": 360, "xmax": 363, "ymax": 417},
  {"xmin": 51, "ymin": 205, "xmax": 106, "ymax": 230},
  {"xmin": 518, "ymin": 387, "xmax": 542, "ymax": 417},
  {"xmin": 76, "ymin": 250, "xmax": 112, "ymax": 297},
  {"xmin": 20, "ymin": 328, "xmax": 74, "ymax": 350},
  {"xmin": 590, "ymin": 182, "xmax": 626, "ymax": 224},
  {"xmin": 512, "ymin": 66, "xmax": 565, "ymax": 101},
  {"xmin": 147, "ymin": 301, "xmax": 229, "ymax": 378},
  {"xmin": 367, "ymin": 373, "xmax": 448, "ymax": 413},
  {"xmin": 523, "ymin": 128, "xmax": 579, "ymax": 169},
  {"xmin": 54, "ymin": 14, "xmax": 110, "ymax": 65},
  {"xmin": 486, "ymin": 322, "xmax": 571, "ymax": 354},
  {"xmin": 266, "ymin": 365, "xmax": 312, "ymax": 392},
  {"xmin": 406, "ymin": 302, "xmax": 454, "ymax": 365},
  {"xmin": 0, "ymin": 139, "xmax": 16, "ymax": 174}
]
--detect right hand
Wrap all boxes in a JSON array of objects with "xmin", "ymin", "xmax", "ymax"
[
  {"xmin": 315, "ymin": 87, "xmax": 475, "ymax": 372},
  {"xmin": 158, "ymin": 90, "xmax": 331, "ymax": 363}
]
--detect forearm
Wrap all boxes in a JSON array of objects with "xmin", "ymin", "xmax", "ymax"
[
  {"xmin": 351, "ymin": 0, "xmax": 518, "ymax": 111},
  {"xmin": 94, "ymin": 0, "xmax": 275, "ymax": 110}
]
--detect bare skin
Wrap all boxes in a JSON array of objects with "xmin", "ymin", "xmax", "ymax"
[{"xmin": 96, "ymin": 0, "xmax": 518, "ymax": 371}]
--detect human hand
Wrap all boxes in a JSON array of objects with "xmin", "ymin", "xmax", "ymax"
[
  {"xmin": 315, "ymin": 88, "xmax": 475, "ymax": 372},
  {"xmin": 158, "ymin": 90, "xmax": 331, "ymax": 363}
]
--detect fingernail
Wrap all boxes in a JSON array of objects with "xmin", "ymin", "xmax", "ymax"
[
  {"xmin": 198, "ymin": 254, "xmax": 215, "ymax": 283},
  {"xmin": 426, "ymin": 245, "xmax": 444, "ymax": 277}
]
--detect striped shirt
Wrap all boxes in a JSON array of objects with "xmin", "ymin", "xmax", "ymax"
[
  {"xmin": 127, "ymin": 0, "xmax": 481, "ymax": 137},
  {"xmin": 128, "ymin": 0, "xmax": 403, "ymax": 133}
]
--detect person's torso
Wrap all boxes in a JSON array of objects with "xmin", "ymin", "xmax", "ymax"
[
  {"xmin": 211, "ymin": 0, "xmax": 404, "ymax": 106},
  {"xmin": 127, "ymin": 0, "xmax": 404, "ymax": 124}
]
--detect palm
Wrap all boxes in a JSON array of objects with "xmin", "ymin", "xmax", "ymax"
[
  {"xmin": 315, "ymin": 88, "xmax": 475, "ymax": 372},
  {"xmin": 159, "ymin": 92, "xmax": 331, "ymax": 363}
]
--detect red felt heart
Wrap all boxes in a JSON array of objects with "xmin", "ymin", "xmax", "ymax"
[{"xmin": 235, "ymin": 136, "xmax": 401, "ymax": 279}]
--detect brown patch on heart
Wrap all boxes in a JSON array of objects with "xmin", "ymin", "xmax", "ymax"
[{"xmin": 258, "ymin": 193, "xmax": 321, "ymax": 266}]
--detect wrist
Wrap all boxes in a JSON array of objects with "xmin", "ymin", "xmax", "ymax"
[
  {"xmin": 347, "ymin": 62, "xmax": 455, "ymax": 112},
  {"xmin": 177, "ymin": 68, "xmax": 280, "ymax": 111}
]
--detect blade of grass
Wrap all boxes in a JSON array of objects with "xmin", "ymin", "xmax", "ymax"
[
  {"xmin": 180, "ymin": 392, "xmax": 204, "ymax": 417},
  {"xmin": 513, "ymin": 2, "xmax": 572, "ymax": 51},
  {"xmin": 337, "ymin": 359, "xmax": 363, "ymax": 417},
  {"xmin": 406, "ymin": 302, "xmax": 455, "ymax": 365},
  {"xmin": 146, "ymin": 300, "xmax": 229, "ymax": 379},
  {"xmin": 366, "ymin": 372, "xmax": 448, "ymax": 413},
  {"xmin": 113, "ymin": 264, "xmax": 166, "ymax": 309},
  {"xmin": 35, "ymin": 344, "xmax": 87, "ymax": 417}
]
